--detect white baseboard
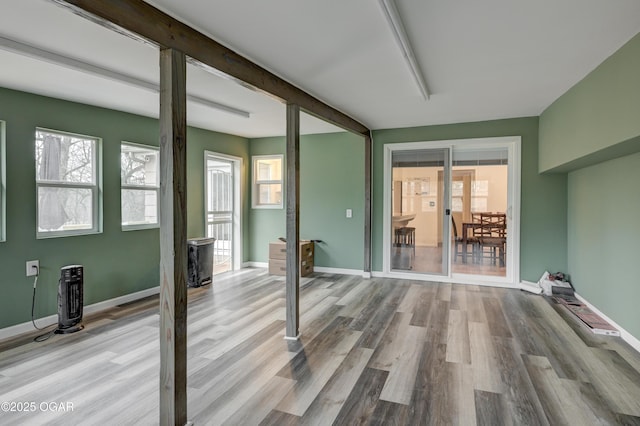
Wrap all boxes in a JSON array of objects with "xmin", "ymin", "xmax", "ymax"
[
  {"xmin": 371, "ymin": 270, "xmax": 515, "ymax": 289},
  {"xmin": 243, "ymin": 261, "xmax": 268, "ymax": 268},
  {"xmin": 312, "ymin": 266, "xmax": 363, "ymax": 276},
  {"xmin": 0, "ymin": 286, "xmax": 160, "ymax": 341},
  {"xmin": 243, "ymin": 263, "xmax": 364, "ymax": 277},
  {"xmin": 575, "ymin": 292, "xmax": 640, "ymax": 354}
]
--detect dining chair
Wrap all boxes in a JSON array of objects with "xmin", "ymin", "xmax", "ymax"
[
  {"xmin": 451, "ymin": 216, "xmax": 478, "ymax": 263},
  {"xmin": 477, "ymin": 213, "xmax": 506, "ymax": 266}
]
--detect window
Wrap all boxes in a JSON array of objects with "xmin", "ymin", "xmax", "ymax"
[
  {"xmin": 252, "ymin": 154, "xmax": 283, "ymax": 208},
  {"xmin": 35, "ymin": 129, "xmax": 101, "ymax": 238},
  {"xmin": 0, "ymin": 121, "xmax": 5, "ymax": 242},
  {"xmin": 121, "ymin": 142, "xmax": 159, "ymax": 230}
]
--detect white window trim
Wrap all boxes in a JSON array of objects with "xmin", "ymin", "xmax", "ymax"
[
  {"xmin": 35, "ymin": 128, "xmax": 102, "ymax": 239},
  {"xmin": 0, "ymin": 120, "xmax": 5, "ymax": 242},
  {"xmin": 121, "ymin": 141, "xmax": 160, "ymax": 231},
  {"xmin": 252, "ymin": 154, "xmax": 283, "ymax": 209}
]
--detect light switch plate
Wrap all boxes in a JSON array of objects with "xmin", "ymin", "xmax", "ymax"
[{"xmin": 346, "ymin": 209, "xmax": 352, "ymax": 218}]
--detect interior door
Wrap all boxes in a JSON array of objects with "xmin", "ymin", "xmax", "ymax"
[{"xmin": 390, "ymin": 148, "xmax": 450, "ymax": 275}]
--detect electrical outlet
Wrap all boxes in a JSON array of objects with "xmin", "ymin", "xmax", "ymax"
[
  {"xmin": 346, "ymin": 209, "xmax": 353, "ymax": 218},
  {"xmin": 26, "ymin": 260, "xmax": 39, "ymax": 277}
]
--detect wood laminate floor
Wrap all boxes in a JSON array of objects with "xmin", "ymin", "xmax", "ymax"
[{"xmin": 1, "ymin": 268, "xmax": 640, "ymax": 425}]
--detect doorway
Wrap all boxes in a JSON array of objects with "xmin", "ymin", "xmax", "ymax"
[
  {"xmin": 205, "ymin": 152, "xmax": 242, "ymax": 274},
  {"xmin": 383, "ymin": 137, "xmax": 520, "ymax": 286}
]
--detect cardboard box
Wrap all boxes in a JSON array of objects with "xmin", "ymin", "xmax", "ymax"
[
  {"xmin": 268, "ymin": 241, "xmax": 314, "ymax": 276},
  {"xmin": 268, "ymin": 241, "xmax": 314, "ymax": 260},
  {"xmin": 268, "ymin": 258, "xmax": 314, "ymax": 277},
  {"xmin": 268, "ymin": 243, "xmax": 287, "ymax": 260}
]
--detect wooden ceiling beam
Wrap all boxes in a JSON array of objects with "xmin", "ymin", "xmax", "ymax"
[{"xmin": 51, "ymin": 0, "xmax": 370, "ymax": 136}]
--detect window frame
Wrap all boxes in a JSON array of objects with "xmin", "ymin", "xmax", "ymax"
[
  {"xmin": 252, "ymin": 154, "xmax": 284, "ymax": 209},
  {"xmin": 35, "ymin": 128, "xmax": 102, "ymax": 239},
  {"xmin": 0, "ymin": 121, "xmax": 5, "ymax": 242},
  {"xmin": 120, "ymin": 141, "xmax": 160, "ymax": 231}
]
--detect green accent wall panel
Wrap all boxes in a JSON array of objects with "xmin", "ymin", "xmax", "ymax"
[
  {"xmin": 301, "ymin": 133, "xmax": 365, "ymax": 270},
  {"xmin": 568, "ymin": 152, "xmax": 640, "ymax": 339},
  {"xmin": 249, "ymin": 132, "xmax": 365, "ymax": 270},
  {"xmin": 539, "ymin": 32, "xmax": 640, "ymax": 173},
  {"xmin": 0, "ymin": 87, "xmax": 248, "ymax": 329},
  {"xmin": 247, "ymin": 137, "xmax": 285, "ymax": 263},
  {"xmin": 372, "ymin": 117, "xmax": 567, "ymax": 282}
]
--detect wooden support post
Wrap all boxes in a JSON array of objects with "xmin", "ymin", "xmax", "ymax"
[
  {"xmin": 285, "ymin": 103, "xmax": 300, "ymax": 340},
  {"xmin": 159, "ymin": 47, "xmax": 188, "ymax": 425},
  {"xmin": 364, "ymin": 132, "xmax": 372, "ymax": 277}
]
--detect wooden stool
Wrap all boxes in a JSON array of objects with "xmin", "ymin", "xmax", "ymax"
[
  {"xmin": 394, "ymin": 226, "xmax": 415, "ymax": 246},
  {"xmin": 393, "ymin": 227, "xmax": 415, "ymax": 268}
]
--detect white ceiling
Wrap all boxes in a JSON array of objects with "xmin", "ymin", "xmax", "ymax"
[{"xmin": 1, "ymin": 0, "xmax": 639, "ymax": 138}]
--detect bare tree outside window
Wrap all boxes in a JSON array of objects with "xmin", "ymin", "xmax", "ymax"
[
  {"xmin": 121, "ymin": 143, "xmax": 159, "ymax": 229},
  {"xmin": 35, "ymin": 129, "xmax": 98, "ymax": 236}
]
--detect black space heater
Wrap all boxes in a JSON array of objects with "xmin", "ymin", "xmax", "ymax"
[{"xmin": 55, "ymin": 265, "xmax": 84, "ymax": 334}]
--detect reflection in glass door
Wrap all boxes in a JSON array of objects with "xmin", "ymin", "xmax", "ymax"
[
  {"xmin": 205, "ymin": 154, "xmax": 235, "ymax": 274},
  {"xmin": 391, "ymin": 148, "xmax": 449, "ymax": 275},
  {"xmin": 451, "ymin": 148, "xmax": 509, "ymax": 278}
]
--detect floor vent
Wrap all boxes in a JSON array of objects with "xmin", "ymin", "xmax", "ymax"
[{"xmin": 553, "ymin": 295, "xmax": 619, "ymax": 336}]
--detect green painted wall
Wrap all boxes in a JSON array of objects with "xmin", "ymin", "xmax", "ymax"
[
  {"xmin": 372, "ymin": 117, "xmax": 567, "ymax": 282},
  {"xmin": 540, "ymin": 31, "xmax": 640, "ymax": 340},
  {"xmin": 0, "ymin": 87, "xmax": 248, "ymax": 329},
  {"xmin": 539, "ymin": 32, "xmax": 640, "ymax": 173},
  {"xmin": 249, "ymin": 132, "xmax": 365, "ymax": 270},
  {"xmin": 247, "ymin": 136, "xmax": 284, "ymax": 262},
  {"xmin": 568, "ymin": 152, "xmax": 640, "ymax": 339}
]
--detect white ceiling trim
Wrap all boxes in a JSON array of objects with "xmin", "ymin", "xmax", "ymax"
[
  {"xmin": 378, "ymin": 0, "xmax": 430, "ymax": 100},
  {"xmin": 0, "ymin": 34, "xmax": 250, "ymax": 119}
]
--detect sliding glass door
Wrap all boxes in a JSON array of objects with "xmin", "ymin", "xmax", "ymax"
[
  {"xmin": 451, "ymin": 147, "xmax": 510, "ymax": 278},
  {"xmin": 384, "ymin": 137, "xmax": 520, "ymax": 285},
  {"xmin": 390, "ymin": 148, "xmax": 449, "ymax": 275}
]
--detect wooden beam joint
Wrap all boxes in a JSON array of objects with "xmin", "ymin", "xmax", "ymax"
[{"xmin": 52, "ymin": 0, "xmax": 370, "ymax": 136}]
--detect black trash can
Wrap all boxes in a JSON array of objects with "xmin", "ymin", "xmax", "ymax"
[{"xmin": 187, "ymin": 237, "xmax": 215, "ymax": 287}]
